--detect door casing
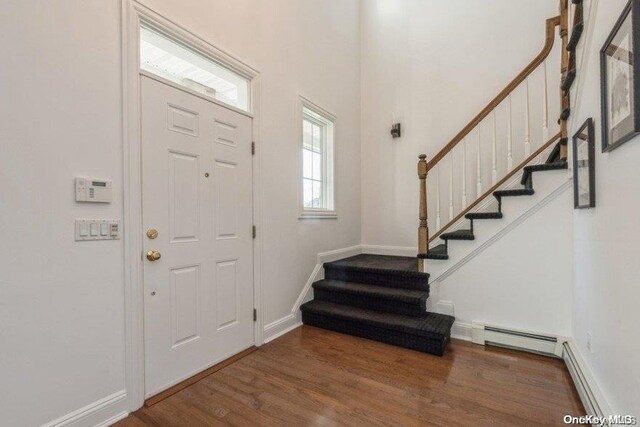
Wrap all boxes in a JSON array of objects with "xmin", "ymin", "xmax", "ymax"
[{"xmin": 122, "ymin": 0, "xmax": 263, "ymax": 411}]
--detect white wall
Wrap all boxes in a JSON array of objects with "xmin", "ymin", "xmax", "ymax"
[
  {"xmin": 568, "ymin": 0, "xmax": 640, "ymax": 414},
  {"xmin": 361, "ymin": 0, "xmax": 560, "ymax": 248},
  {"xmin": 139, "ymin": 0, "xmax": 362, "ymax": 327},
  {"xmin": 4, "ymin": 0, "xmax": 637, "ymax": 423},
  {"xmin": 0, "ymin": 2, "xmax": 126, "ymax": 425},
  {"xmin": 436, "ymin": 187, "xmax": 573, "ymax": 337},
  {"xmin": 0, "ymin": 0, "xmax": 361, "ymax": 425}
]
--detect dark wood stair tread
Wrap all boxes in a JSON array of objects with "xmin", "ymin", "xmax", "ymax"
[
  {"xmin": 325, "ymin": 254, "xmax": 425, "ymax": 275},
  {"xmin": 423, "ymin": 244, "xmax": 448, "ymax": 260},
  {"xmin": 312, "ymin": 279, "xmax": 427, "ymax": 303},
  {"xmin": 465, "ymin": 212, "xmax": 503, "ymax": 220},
  {"xmin": 324, "ymin": 254, "xmax": 429, "ymax": 291},
  {"xmin": 440, "ymin": 229, "xmax": 474, "ymax": 241},
  {"xmin": 520, "ymin": 161, "xmax": 568, "ymax": 184},
  {"xmin": 300, "ymin": 300, "xmax": 454, "ymax": 339},
  {"xmin": 493, "ymin": 188, "xmax": 535, "ymax": 199}
]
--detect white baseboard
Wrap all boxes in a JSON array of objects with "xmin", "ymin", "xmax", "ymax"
[
  {"xmin": 360, "ymin": 245, "xmax": 417, "ymax": 257},
  {"xmin": 562, "ymin": 339, "xmax": 612, "ymax": 418},
  {"xmin": 471, "ymin": 321, "xmax": 566, "ymax": 357},
  {"xmin": 42, "ymin": 390, "xmax": 128, "ymax": 427},
  {"xmin": 290, "ymin": 245, "xmax": 362, "ymax": 315},
  {"xmin": 317, "ymin": 245, "xmax": 363, "ymax": 264},
  {"xmin": 451, "ymin": 321, "xmax": 472, "ymax": 341},
  {"xmin": 263, "ymin": 313, "xmax": 302, "ymax": 343},
  {"xmin": 96, "ymin": 412, "xmax": 129, "ymax": 427}
]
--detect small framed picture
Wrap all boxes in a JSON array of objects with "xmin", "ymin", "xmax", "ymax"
[
  {"xmin": 601, "ymin": 0, "xmax": 640, "ymax": 152},
  {"xmin": 572, "ymin": 118, "xmax": 596, "ymax": 209}
]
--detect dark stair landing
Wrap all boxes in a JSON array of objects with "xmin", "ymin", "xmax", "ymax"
[
  {"xmin": 301, "ymin": 254, "xmax": 454, "ymax": 356},
  {"xmin": 424, "ymin": 159, "xmax": 567, "ymax": 261}
]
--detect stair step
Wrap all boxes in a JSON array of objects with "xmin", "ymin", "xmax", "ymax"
[
  {"xmin": 312, "ymin": 280, "xmax": 428, "ymax": 316},
  {"xmin": 300, "ymin": 300, "xmax": 455, "ymax": 356},
  {"xmin": 324, "ymin": 254, "xmax": 429, "ymax": 291},
  {"xmin": 424, "ymin": 244, "xmax": 448, "ymax": 260},
  {"xmin": 520, "ymin": 161, "xmax": 568, "ymax": 185},
  {"xmin": 465, "ymin": 212, "xmax": 503, "ymax": 220},
  {"xmin": 440, "ymin": 229, "xmax": 474, "ymax": 241},
  {"xmin": 493, "ymin": 188, "xmax": 535, "ymax": 200}
]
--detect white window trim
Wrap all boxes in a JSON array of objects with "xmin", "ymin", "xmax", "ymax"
[{"xmin": 298, "ymin": 95, "xmax": 337, "ymax": 219}]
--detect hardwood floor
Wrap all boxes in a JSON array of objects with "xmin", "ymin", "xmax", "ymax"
[{"xmin": 117, "ymin": 326, "xmax": 585, "ymax": 426}]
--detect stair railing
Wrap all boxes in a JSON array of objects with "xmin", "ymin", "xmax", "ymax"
[{"xmin": 416, "ymin": 3, "xmax": 580, "ymax": 263}]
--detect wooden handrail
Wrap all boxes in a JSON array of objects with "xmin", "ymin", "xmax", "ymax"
[
  {"xmin": 426, "ymin": 16, "xmax": 560, "ymax": 174},
  {"xmin": 425, "ymin": 132, "xmax": 561, "ymax": 246}
]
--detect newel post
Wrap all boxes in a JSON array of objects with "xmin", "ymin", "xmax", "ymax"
[{"xmin": 417, "ymin": 155, "xmax": 429, "ymax": 271}]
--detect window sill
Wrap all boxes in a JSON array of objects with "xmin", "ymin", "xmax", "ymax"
[{"xmin": 299, "ymin": 211, "xmax": 338, "ymax": 219}]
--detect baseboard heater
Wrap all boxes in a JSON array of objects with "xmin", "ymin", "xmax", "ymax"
[
  {"xmin": 471, "ymin": 322, "xmax": 563, "ymax": 357},
  {"xmin": 562, "ymin": 341, "xmax": 605, "ymax": 418}
]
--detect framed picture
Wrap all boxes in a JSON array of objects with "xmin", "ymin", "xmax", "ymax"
[
  {"xmin": 572, "ymin": 118, "xmax": 596, "ymax": 209},
  {"xmin": 600, "ymin": 0, "xmax": 640, "ymax": 152}
]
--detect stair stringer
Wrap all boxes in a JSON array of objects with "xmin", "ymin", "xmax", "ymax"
[
  {"xmin": 431, "ymin": 167, "xmax": 528, "ymax": 238},
  {"xmin": 425, "ymin": 178, "xmax": 573, "ymax": 338},
  {"xmin": 422, "ymin": 168, "xmax": 572, "ymax": 300}
]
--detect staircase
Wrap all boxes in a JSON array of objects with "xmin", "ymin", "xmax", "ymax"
[
  {"xmin": 300, "ymin": 0, "xmax": 583, "ymax": 356},
  {"xmin": 426, "ymin": 160, "xmax": 568, "ymax": 260},
  {"xmin": 300, "ymin": 254, "xmax": 455, "ymax": 356}
]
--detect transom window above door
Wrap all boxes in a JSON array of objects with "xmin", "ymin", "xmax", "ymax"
[
  {"xmin": 300, "ymin": 98, "xmax": 336, "ymax": 218},
  {"xmin": 140, "ymin": 25, "xmax": 250, "ymax": 112}
]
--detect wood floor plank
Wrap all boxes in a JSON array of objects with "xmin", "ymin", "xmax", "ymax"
[
  {"xmin": 144, "ymin": 346, "xmax": 258, "ymax": 407},
  {"xmin": 117, "ymin": 326, "xmax": 585, "ymax": 426}
]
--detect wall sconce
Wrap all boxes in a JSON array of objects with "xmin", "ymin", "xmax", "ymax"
[{"xmin": 391, "ymin": 123, "xmax": 401, "ymax": 139}]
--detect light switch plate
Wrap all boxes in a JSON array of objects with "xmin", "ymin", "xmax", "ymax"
[{"xmin": 75, "ymin": 219, "xmax": 120, "ymax": 241}]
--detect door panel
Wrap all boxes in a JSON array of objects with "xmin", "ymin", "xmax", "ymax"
[
  {"xmin": 141, "ymin": 76, "xmax": 254, "ymax": 397},
  {"xmin": 215, "ymin": 260, "xmax": 238, "ymax": 329},
  {"xmin": 170, "ymin": 265, "xmax": 200, "ymax": 347},
  {"xmin": 168, "ymin": 151, "xmax": 200, "ymax": 242},
  {"xmin": 167, "ymin": 104, "xmax": 199, "ymax": 136},
  {"xmin": 214, "ymin": 160, "xmax": 239, "ymax": 239}
]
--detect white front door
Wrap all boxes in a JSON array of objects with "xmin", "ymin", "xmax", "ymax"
[{"xmin": 141, "ymin": 75, "xmax": 254, "ymax": 397}]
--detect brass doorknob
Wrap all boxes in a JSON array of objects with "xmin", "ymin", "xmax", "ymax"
[{"xmin": 146, "ymin": 250, "xmax": 161, "ymax": 261}]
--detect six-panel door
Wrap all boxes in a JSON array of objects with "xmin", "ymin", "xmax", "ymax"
[{"xmin": 141, "ymin": 76, "xmax": 254, "ymax": 397}]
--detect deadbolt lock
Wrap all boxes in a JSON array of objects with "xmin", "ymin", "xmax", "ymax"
[
  {"xmin": 146, "ymin": 228, "xmax": 159, "ymax": 239},
  {"xmin": 146, "ymin": 250, "xmax": 161, "ymax": 261}
]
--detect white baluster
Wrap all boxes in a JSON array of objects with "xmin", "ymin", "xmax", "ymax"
[
  {"xmin": 449, "ymin": 155, "xmax": 454, "ymax": 220},
  {"xmin": 569, "ymin": 1, "xmax": 574, "ymax": 34},
  {"xmin": 542, "ymin": 61, "xmax": 549, "ymax": 142},
  {"xmin": 541, "ymin": 61, "xmax": 550, "ymax": 164},
  {"xmin": 492, "ymin": 111, "xmax": 497, "ymax": 185},
  {"xmin": 436, "ymin": 165, "xmax": 441, "ymax": 230},
  {"xmin": 476, "ymin": 130, "xmax": 482, "ymax": 197},
  {"xmin": 462, "ymin": 138, "xmax": 468, "ymax": 208},
  {"xmin": 507, "ymin": 95, "xmax": 513, "ymax": 171},
  {"xmin": 524, "ymin": 78, "xmax": 531, "ymax": 157}
]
